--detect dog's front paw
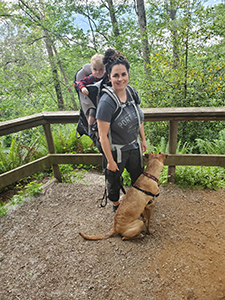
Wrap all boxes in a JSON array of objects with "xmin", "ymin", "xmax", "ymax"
[{"xmin": 146, "ymin": 228, "xmax": 155, "ymax": 234}]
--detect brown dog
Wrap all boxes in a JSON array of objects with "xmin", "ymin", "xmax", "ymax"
[{"xmin": 79, "ymin": 152, "xmax": 168, "ymax": 240}]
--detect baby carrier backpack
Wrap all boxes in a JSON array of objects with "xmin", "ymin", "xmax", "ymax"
[
  {"xmin": 73, "ymin": 63, "xmax": 100, "ymax": 140},
  {"xmin": 73, "ymin": 63, "xmax": 106, "ymax": 152},
  {"xmin": 73, "ymin": 64, "xmax": 142, "ymax": 206},
  {"xmin": 73, "ymin": 63, "xmax": 141, "ymax": 152}
]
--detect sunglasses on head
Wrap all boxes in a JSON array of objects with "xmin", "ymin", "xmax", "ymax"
[{"xmin": 108, "ymin": 56, "xmax": 125, "ymax": 64}]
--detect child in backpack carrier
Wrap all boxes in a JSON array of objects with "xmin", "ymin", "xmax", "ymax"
[{"xmin": 76, "ymin": 54, "xmax": 105, "ymax": 136}]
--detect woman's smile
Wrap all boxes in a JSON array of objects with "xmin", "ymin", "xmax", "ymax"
[{"xmin": 109, "ymin": 64, "xmax": 129, "ymax": 93}]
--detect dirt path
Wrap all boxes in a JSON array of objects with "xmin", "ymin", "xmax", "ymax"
[{"xmin": 0, "ymin": 171, "xmax": 225, "ymax": 300}]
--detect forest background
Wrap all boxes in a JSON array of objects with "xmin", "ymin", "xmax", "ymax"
[{"xmin": 0, "ymin": 0, "xmax": 225, "ymax": 187}]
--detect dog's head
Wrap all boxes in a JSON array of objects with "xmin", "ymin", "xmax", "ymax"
[{"xmin": 144, "ymin": 152, "xmax": 168, "ymax": 165}]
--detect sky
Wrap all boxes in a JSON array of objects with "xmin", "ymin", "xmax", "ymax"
[
  {"xmin": 206, "ymin": 0, "xmax": 224, "ymax": 4},
  {"xmin": 75, "ymin": 0, "xmax": 224, "ymax": 32}
]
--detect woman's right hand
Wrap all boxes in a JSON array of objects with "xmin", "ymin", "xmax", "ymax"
[{"xmin": 107, "ymin": 160, "xmax": 119, "ymax": 172}]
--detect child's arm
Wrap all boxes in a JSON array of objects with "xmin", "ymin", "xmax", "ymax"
[
  {"xmin": 77, "ymin": 75, "xmax": 93, "ymax": 95},
  {"xmin": 81, "ymin": 87, "xmax": 89, "ymax": 95}
]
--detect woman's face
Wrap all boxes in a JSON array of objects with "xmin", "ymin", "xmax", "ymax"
[{"xmin": 109, "ymin": 64, "xmax": 129, "ymax": 93}]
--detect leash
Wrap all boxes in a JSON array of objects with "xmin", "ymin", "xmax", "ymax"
[
  {"xmin": 100, "ymin": 183, "xmax": 108, "ymax": 207},
  {"xmin": 100, "ymin": 178, "xmax": 126, "ymax": 208}
]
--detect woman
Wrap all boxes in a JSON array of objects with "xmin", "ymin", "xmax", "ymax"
[{"xmin": 96, "ymin": 48, "xmax": 147, "ymax": 212}]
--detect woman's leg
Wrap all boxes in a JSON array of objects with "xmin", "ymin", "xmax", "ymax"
[
  {"xmin": 126, "ymin": 148, "xmax": 144, "ymax": 185},
  {"xmin": 106, "ymin": 151, "xmax": 127, "ymax": 210}
]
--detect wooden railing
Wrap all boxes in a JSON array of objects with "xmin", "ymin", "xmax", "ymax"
[{"xmin": 0, "ymin": 107, "xmax": 225, "ymax": 190}]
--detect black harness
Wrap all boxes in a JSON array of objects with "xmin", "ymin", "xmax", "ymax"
[
  {"xmin": 133, "ymin": 172, "xmax": 160, "ymax": 205},
  {"xmin": 100, "ymin": 172, "xmax": 159, "ymax": 207}
]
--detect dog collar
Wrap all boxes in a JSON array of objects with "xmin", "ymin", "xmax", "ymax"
[
  {"xmin": 133, "ymin": 185, "xmax": 159, "ymax": 205},
  {"xmin": 143, "ymin": 172, "xmax": 159, "ymax": 183}
]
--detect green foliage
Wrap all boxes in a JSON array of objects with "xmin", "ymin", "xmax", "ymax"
[
  {"xmin": 146, "ymin": 137, "xmax": 168, "ymax": 154},
  {"xmin": 146, "ymin": 137, "xmax": 192, "ymax": 155},
  {"xmin": 59, "ymin": 164, "xmax": 85, "ymax": 184},
  {"xmin": 52, "ymin": 124, "xmax": 79, "ymax": 153},
  {"xmin": 174, "ymin": 166, "xmax": 225, "ymax": 190},
  {"xmin": 59, "ymin": 164, "xmax": 98, "ymax": 184},
  {"xmin": 0, "ymin": 133, "xmax": 47, "ymax": 174},
  {"xmin": 0, "ymin": 181, "xmax": 43, "ymax": 217},
  {"xmin": 51, "ymin": 124, "xmax": 98, "ymax": 154},
  {"xmin": 1, "ymin": 0, "xmax": 225, "ymax": 195},
  {"xmin": 123, "ymin": 162, "xmax": 225, "ymax": 190},
  {"xmin": 77, "ymin": 135, "xmax": 99, "ymax": 153},
  {"xmin": 195, "ymin": 128, "xmax": 225, "ymax": 154},
  {"xmin": 0, "ymin": 204, "xmax": 8, "ymax": 217},
  {"xmin": 122, "ymin": 169, "xmax": 131, "ymax": 186}
]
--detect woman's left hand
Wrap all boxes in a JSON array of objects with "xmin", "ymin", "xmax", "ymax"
[{"xmin": 141, "ymin": 139, "xmax": 147, "ymax": 153}]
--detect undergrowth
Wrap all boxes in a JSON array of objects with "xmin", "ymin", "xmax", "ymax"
[
  {"xmin": 0, "ymin": 164, "xmax": 99, "ymax": 217},
  {"xmin": 122, "ymin": 165, "xmax": 225, "ymax": 190},
  {"xmin": 0, "ymin": 181, "xmax": 43, "ymax": 217},
  {"xmin": 1, "ymin": 129, "xmax": 225, "ymax": 217}
]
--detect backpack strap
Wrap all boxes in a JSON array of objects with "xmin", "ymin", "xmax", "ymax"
[
  {"xmin": 101, "ymin": 85, "xmax": 143, "ymax": 166},
  {"xmin": 89, "ymin": 74, "xmax": 96, "ymax": 84},
  {"xmin": 126, "ymin": 85, "xmax": 141, "ymax": 129}
]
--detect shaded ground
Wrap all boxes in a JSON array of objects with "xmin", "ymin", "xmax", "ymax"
[{"xmin": 0, "ymin": 171, "xmax": 225, "ymax": 300}]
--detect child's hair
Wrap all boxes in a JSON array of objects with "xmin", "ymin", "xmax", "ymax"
[
  {"xmin": 91, "ymin": 53, "xmax": 104, "ymax": 67},
  {"xmin": 103, "ymin": 48, "xmax": 130, "ymax": 76}
]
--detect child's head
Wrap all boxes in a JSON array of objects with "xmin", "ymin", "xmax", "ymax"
[{"xmin": 91, "ymin": 54, "xmax": 105, "ymax": 79}]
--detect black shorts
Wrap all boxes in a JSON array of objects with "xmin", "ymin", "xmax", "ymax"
[{"xmin": 106, "ymin": 148, "xmax": 143, "ymax": 202}]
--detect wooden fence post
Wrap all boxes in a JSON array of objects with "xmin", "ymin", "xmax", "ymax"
[
  {"xmin": 168, "ymin": 120, "xmax": 178, "ymax": 183},
  {"xmin": 43, "ymin": 123, "xmax": 62, "ymax": 182}
]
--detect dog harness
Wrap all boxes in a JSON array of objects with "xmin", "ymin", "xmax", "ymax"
[{"xmin": 133, "ymin": 172, "xmax": 160, "ymax": 205}]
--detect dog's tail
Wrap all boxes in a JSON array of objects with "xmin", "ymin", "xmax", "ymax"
[{"xmin": 79, "ymin": 228, "xmax": 116, "ymax": 240}]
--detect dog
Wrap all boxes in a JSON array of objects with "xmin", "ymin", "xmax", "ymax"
[{"xmin": 79, "ymin": 152, "xmax": 168, "ymax": 240}]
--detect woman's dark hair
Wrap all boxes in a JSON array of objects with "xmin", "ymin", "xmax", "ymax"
[{"xmin": 103, "ymin": 48, "xmax": 130, "ymax": 76}]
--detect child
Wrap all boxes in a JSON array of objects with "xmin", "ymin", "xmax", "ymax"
[{"xmin": 76, "ymin": 54, "xmax": 105, "ymax": 135}]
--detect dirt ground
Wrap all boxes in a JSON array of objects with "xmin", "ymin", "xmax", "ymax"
[{"xmin": 0, "ymin": 170, "xmax": 225, "ymax": 300}]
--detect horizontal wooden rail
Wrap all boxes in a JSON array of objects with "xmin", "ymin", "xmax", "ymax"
[
  {"xmin": 0, "ymin": 156, "xmax": 52, "ymax": 190},
  {"xmin": 0, "ymin": 107, "xmax": 225, "ymax": 190},
  {"xmin": 143, "ymin": 107, "xmax": 225, "ymax": 121},
  {"xmin": 1, "ymin": 107, "xmax": 225, "ymax": 137},
  {"xmin": 48, "ymin": 153, "xmax": 225, "ymax": 168},
  {"xmin": 1, "ymin": 153, "xmax": 225, "ymax": 190}
]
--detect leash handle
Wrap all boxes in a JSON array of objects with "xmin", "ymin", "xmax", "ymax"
[
  {"xmin": 100, "ymin": 173, "xmax": 126, "ymax": 208},
  {"xmin": 100, "ymin": 184, "xmax": 108, "ymax": 207}
]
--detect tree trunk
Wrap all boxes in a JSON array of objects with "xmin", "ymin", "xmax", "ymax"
[
  {"xmin": 135, "ymin": 0, "xmax": 151, "ymax": 75},
  {"xmin": 106, "ymin": 0, "xmax": 120, "ymax": 37},
  {"xmin": 184, "ymin": 30, "xmax": 189, "ymax": 100},
  {"xmin": 106, "ymin": 0, "xmax": 122, "ymax": 49},
  {"xmin": 44, "ymin": 30, "xmax": 64, "ymax": 111},
  {"xmin": 168, "ymin": 1, "xmax": 179, "ymax": 68},
  {"xmin": 52, "ymin": 44, "xmax": 78, "ymax": 110}
]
